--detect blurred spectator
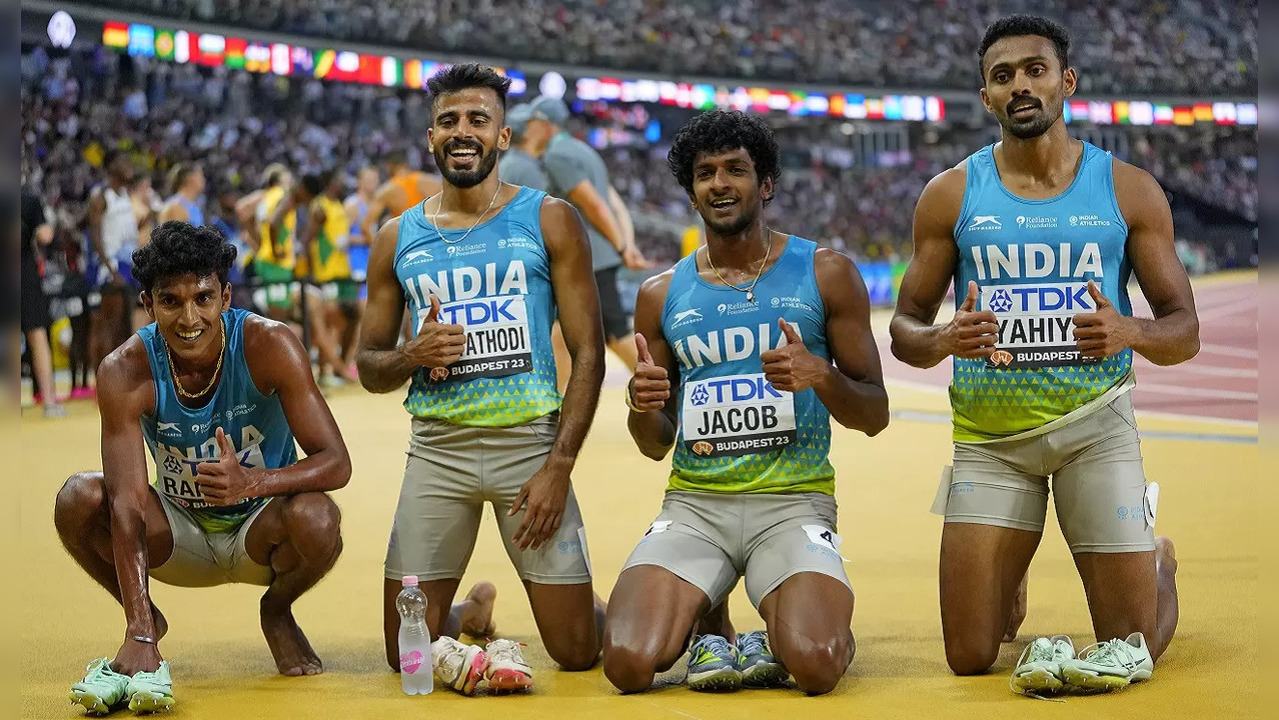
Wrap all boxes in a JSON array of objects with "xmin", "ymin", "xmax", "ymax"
[{"xmin": 96, "ymin": 0, "xmax": 1256, "ymax": 94}]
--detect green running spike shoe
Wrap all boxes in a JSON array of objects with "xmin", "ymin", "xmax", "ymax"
[
  {"xmin": 126, "ymin": 661, "xmax": 174, "ymax": 714},
  {"xmin": 69, "ymin": 658, "xmax": 130, "ymax": 715}
]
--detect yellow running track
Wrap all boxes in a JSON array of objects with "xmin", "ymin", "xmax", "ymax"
[{"xmin": 19, "ymin": 361, "xmax": 1256, "ymax": 718}]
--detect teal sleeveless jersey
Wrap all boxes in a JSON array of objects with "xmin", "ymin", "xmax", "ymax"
[
  {"xmin": 663, "ymin": 236, "xmax": 835, "ymax": 495},
  {"xmin": 139, "ymin": 308, "xmax": 297, "ymax": 533},
  {"xmin": 951, "ymin": 142, "xmax": 1133, "ymax": 441},
  {"xmin": 394, "ymin": 186, "xmax": 561, "ymax": 426}
]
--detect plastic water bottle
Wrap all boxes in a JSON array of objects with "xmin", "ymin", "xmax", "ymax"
[{"xmin": 397, "ymin": 575, "xmax": 434, "ymax": 695}]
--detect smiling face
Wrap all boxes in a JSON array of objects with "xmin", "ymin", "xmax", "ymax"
[
  {"xmin": 690, "ymin": 148, "xmax": 774, "ymax": 237},
  {"xmin": 427, "ymin": 88, "xmax": 511, "ymax": 189},
  {"xmin": 143, "ymin": 272, "xmax": 231, "ymax": 364},
  {"xmin": 980, "ymin": 34, "xmax": 1076, "ymax": 140}
]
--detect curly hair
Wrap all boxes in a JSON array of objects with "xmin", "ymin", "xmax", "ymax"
[
  {"xmin": 978, "ymin": 15, "xmax": 1070, "ymax": 79},
  {"xmin": 666, "ymin": 110, "xmax": 781, "ymax": 206},
  {"xmin": 132, "ymin": 221, "xmax": 237, "ymax": 292}
]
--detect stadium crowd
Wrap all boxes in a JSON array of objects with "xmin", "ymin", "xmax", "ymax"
[
  {"xmin": 99, "ymin": 0, "xmax": 1257, "ymax": 93},
  {"xmin": 20, "ymin": 39, "xmax": 1256, "ymax": 403}
]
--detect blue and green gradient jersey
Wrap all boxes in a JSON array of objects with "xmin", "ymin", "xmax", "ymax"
[
  {"xmin": 951, "ymin": 141, "xmax": 1133, "ymax": 441},
  {"xmin": 394, "ymin": 186, "xmax": 561, "ymax": 426},
  {"xmin": 663, "ymin": 235, "xmax": 834, "ymax": 495},
  {"xmin": 139, "ymin": 308, "xmax": 296, "ymax": 533}
]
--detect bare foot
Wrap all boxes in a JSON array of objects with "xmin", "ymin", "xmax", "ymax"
[
  {"xmin": 261, "ymin": 604, "xmax": 323, "ymax": 676},
  {"xmin": 1002, "ymin": 573, "xmax": 1028, "ymax": 642},
  {"xmin": 459, "ymin": 582, "xmax": 498, "ymax": 638},
  {"xmin": 696, "ymin": 601, "xmax": 736, "ymax": 644},
  {"xmin": 1156, "ymin": 536, "xmax": 1177, "ymax": 573}
]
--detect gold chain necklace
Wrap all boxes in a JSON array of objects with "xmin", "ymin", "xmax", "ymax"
[
  {"xmin": 432, "ymin": 182, "xmax": 502, "ymax": 245},
  {"xmin": 166, "ymin": 319, "xmax": 225, "ymax": 400},
  {"xmin": 705, "ymin": 232, "xmax": 773, "ymax": 303}
]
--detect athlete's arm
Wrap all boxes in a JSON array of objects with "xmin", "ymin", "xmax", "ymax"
[
  {"xmin": 890, "ymin": 167, "xmax": 999, "ymax": 367},
  {"xmin": 1074, "ymin": 161, "xmax": 1199, "ymax": 365},
  {"xmin": 87, "ymin": 189, "xmax": 117, "ymax": 280},
  {"xmin": 235, "ymin": 190, "xmax": 263, "ymax": 251},
  {"xmin": 626, "ymin": 271, "xmax": 680, "ymax": 460},
  {"xmin": 157, "ymin": 199, "xmax": 188, "ymax": 224},
  {"xmin": 607, "ymin": 185, "xmax": 635, "ymax": 249},
  {"xmin": 539, "ymin": 196, "xmax": 606, "ymax": 467},
  {"xmin": 355, "ymin": 219, "xmax": 465, "ymax": 392},
  {"xmin": 355, "ymin": 218, "xmax": 413, "ymax": 391},
  {"xmin": 806, "ymin": 249, "xmax": 889, "ymax": 435},
  {"xmin": 235, "ymin": 318, "xmax": 352, "ymax": 497},
  {"xmin": 344, "ymin": 196, "xmax": 367, "ymax": 246},
  {"xmin": 566, "ymin": 180, "xmax": 626, "ymax": 253},
  {"xmin": 96, "ymin": 342, "xmax": 163, "ymax": 657},
  {"xmin": 507, "ymin": 198, "xmax": 607, "ymax": 550},
  {"xmin": 361, "ymin": 183, "xmax": 402, "ymax": 242}
]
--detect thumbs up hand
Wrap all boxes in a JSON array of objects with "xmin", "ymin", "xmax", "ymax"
[
  {"xmin": 626, "ymin": 333, "xmax": 670, "ymax": 412},
  {"xmin": 761, "ymin": 318, "xmax": 830, "ymax": 393},
  {"xmin": 195, "ymin": 427, "xmax": 258, "ymax": 506},
  {"xmin": 401, "ymin": 294, "xmax": 467, "ymax": 371},
  {"xmin": 941, "ymin": 280, "xmax": 1001, "ymax": 360},
  {"xmin": 1072, "ymin": 280, "xmax": 1132, "ymax": 359}
]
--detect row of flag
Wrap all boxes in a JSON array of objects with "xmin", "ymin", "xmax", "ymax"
[
  {"xmin": 102, "ymin": 21, "xmax": 525, "ymax": 92},
  {"xmin": 102, "ymin": 20, "xmax": 1256, "ymax": 127}
]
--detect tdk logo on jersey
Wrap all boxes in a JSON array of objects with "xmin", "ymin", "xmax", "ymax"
[
  {"xmin": 968, "ymin": 215, "xmax": 1002, "ymax": 231},
  {"xmin": 689, "ymin": 376, "xmax": 784, "ymax": 406},
  {"xmin": 970, "ymin": 242, "xmax": 1103, "ymax": 280},
  {"xmin": 984, "ymin": 284, "xmax": 1095, "ymax": 314},
  {"xmin": 440, "ymin": 298, "xmax": 522, "ymax": 325}
]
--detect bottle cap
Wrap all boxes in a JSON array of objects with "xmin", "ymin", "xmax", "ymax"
[{"xmin": 402, "ymin": 575, "xmax": 419, "ymax": 587}]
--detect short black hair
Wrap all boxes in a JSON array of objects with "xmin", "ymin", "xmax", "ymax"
[
  {"xmin": 132, "ymin": 221, "xmax": 237, "ymax": 292},
  {"xmin": 979, "ymin": 15, "xmax": 1070, "ymax": 79},
  {"xmin": 426, "ymin": 63, "xmax": 512, "ymax": 117},
  {"xmin": 666, "ymin": 110, "xmax": 781, "ymax": 205}
]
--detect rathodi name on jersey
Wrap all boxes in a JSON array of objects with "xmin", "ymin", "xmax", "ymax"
[{"xmin": 402, "ymin": 260, "xmax": 534, "ymax": 381}]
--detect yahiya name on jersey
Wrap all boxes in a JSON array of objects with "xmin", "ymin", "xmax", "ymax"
[{"xmin": 981, "ymin": 282, "xmax": 1099, "ymax": 369}]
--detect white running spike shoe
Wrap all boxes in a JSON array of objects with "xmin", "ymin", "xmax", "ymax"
[
  {"xmin": 1061, "ymin": 632, "xmax": 1154, "ymax": 692},
  {"xmin": 432, "ymin": 636, "xmax": 488, "ymax": 696},
  {"xmin": 484, "ymin": 638, "xmax": 533, "ymax": 693},
  {"xmin": 1010, "ymin": 635, "xmax": 1075, "ymax": 697}
]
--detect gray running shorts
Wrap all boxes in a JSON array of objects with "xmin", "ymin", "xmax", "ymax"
[
  {"xmin": 621, "ymin": 490, "xmax": 852, "ymax": 608},
  {"xmin": 935, "ymin": 391, "xmax": 1157, "ymax": 554},
  {"xmin": 150, "ymin": 492, "xmax": 274, "ymax": 587},
  {"xmin": 384, "ymin": 412, "xmax": 592, "ymax": 585}
]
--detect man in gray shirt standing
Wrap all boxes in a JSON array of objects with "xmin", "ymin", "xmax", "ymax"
[
  {"xmin": 498, "ymin": 104, "xmax": 551, "ymax": 191},
  {"xmin": 524, "ymin": 96, "xmax": 648, "ymax": 383}
]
